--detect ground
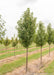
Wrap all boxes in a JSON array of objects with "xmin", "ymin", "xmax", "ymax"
[{"xmin": 0, "ymin": 43, "xmax": 54, "ymax": 75}]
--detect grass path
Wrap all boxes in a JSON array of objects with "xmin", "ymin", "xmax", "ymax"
[
  {"xmin": 0, "ymin": 45, "xmax": 52, "ymax": 66},
  {"xmin": 44, "ymin": 60, "xmax": 54, "ymax": 73},
  {"xmin": 0, "ymin": 44, "xmax": 49, "ymax": 60},
  {"xmin": 0, "ymin": 43, "xmax": 36, "ymax": 53},
  {"xmin": 0, "ymin": 46, "xmax": 36, "ymax": 55},
  {"xmin": 0, "ymin": 47, "xmax": 54, "ymax": 75},
  {"xmin": 0, "ymin": 44, "xmax": 47, "ymax": 54}
]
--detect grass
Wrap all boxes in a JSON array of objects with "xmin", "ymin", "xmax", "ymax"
[
  {"xmin": 44, "ymin": 60, "xmax": 54, "ymax": 73},
  {"xmin": 0, "ymin": 47, "xmax": 39, "ymax": 60},
  {"xmin": 0, "ymin": 47, "xmax": 54, "ymax": 75},
  {"xmin": 0, "ymin": 43, "xmax": 36, "ymax": 53},
  {"xmin": 0, "ymin": 44, "xmax": 49, "ymax": 60},
  {"xmin": 0, "ymin": 43, "xmax": 49, "ymax": 54}
]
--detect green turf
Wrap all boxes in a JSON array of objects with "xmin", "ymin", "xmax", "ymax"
[
  {"xmin": 0, "ymin": 43, "xmax": 36, "ymax": 53},
  {"xmin": 0, "ymin": 47, "xmax": 54, "ymax": 75},
  {"xmin": 0, "ymin": 44, "xmax": 49, "ymax": 60},
  {"xmin": 44, "ymin": 60, "xmax": 54, "ymax": 73},
  {"xmin": 0, "ymin": 47, "xmax": 38, "ymax": 60}
]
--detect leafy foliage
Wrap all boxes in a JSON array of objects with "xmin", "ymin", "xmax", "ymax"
[
  {"xmin": 35, "ymin": 21, "xmax": 46, "ymax": 47},
  {"xmin": 47, "ymin": 23, "xmax": 52, "ymax": 45},
  {"xmin": 11, "ymin": 37, "xmax": 14, "ymax": 42},
  {"xmin": 15, "ymin": 37, "xmax": 18, "ymax": 45},
  {"xmin": 12, "ymin": 37, "xmax": 18, "ymax": 47},
  {"xmin": 17, "ymin": 8, "xmax": 36, "ymax": 48},
  {"xmin": 0, "ymin": 15, "xmax": 6, "ymax": 40},
  {"xmin": 3, "ymin": 37, "xmax": 10, "ymax": 46},
  {"xmin": 52, "ymin": 29, "xmax": 54, "ymax": 44},
  {"xmin": 0, "ymin": 38, "xmax": 4, "ymax": 44}
]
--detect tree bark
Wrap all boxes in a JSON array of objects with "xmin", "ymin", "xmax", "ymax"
[
  {"xmin": 26, "ymin": 48, "xmax": 28, "ymax": 73},
  {"xmin": 40, "ymin": 46, "xmax": 42, "ymax": 65},
  {"xmin": 49, "ymin": 44, "xmax": 50, "ymax": 56},
  {"xmin": 14, "ymin": 47, "xmax": 15, "ymax": 56}
]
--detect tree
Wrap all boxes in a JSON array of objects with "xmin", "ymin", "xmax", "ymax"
[
  {"xmin": 35, "ymin": 21, "xmax": 46, "ymax": 65},
  {"xmin": 3, "ymin": 37, "xmax": 10, "ymax": 50},
  {"xmin": 47, "ymin": 23, "xmax": 52, "ymax": 56},
  {"xmin": 17, "ymin": 8, "xmax": 36, "ymax": 72},
  {"xmin": 0, "ymin": 15, "xmax": 6, "ymax": 40},
  {"xmin": 11, "ymin": 37, "xmax": 14, "ymax": 42},
  {"xmin": 52, "ymin": 29, "xmax": 54, "ymax": 44},
  {"xmin": 15, "ymin": 37, "xmax": 18, "ymax": 49},
  {"xmin": 12, "ymin": 38, "xmax": 18, "ymax": 56},
  {"xmin": 0, "ymin": 38, "xmax": 4, "ymax": 44}
]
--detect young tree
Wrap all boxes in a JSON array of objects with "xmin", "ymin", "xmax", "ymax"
[
  {"xmin": 0, "ymin": 38, "xmax": 4, "ymax": 44},
  {"xmin": 3, "ymin": 37, "xmax": 10, "ymax": 50},
  {"xmin": 47, "ymin": 23, "xmax": 52, "ymax": 56},
  {"xmin": 35, "ymin": 21, "xmax": 46, "ymax": 65},
  {"xmin": 52, "ymin": 29, "xmax": 54, "ymax": 44},
  {"xmin": 12, "ymin": 38, "xmax": 18, "ymax": 56},
  {"xmin": 0, "ymin": 15, "xmax": 6, "ymax": 40},
  {"xmin": 17, "ymin": 8, "xmax": 36, "ymax": 72},
  {"xmin": 15, "ymin": 37, "xmax": 18, "ymax": 49},
  {"xmin": 11, "ymin": 37, "xmax": 14, "ymax": 42}
]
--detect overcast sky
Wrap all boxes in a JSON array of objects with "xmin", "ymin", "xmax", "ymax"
[{"xmin": 0, "ymin": 0, "xmax": 54, "ymax": 39}]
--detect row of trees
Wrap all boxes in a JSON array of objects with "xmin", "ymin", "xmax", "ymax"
[
  {"xmin": 0, "ymin": 15, "xmax": 19, "ymax": 56},
  {"xmin": 0, "ymin": 8, "xmax": 54, "ymax": 73},
  {"xmin": 0, "ymin": 37, "xmax": 18, "ymax": 56},
  {"xmin": 16, "ymin": 8, "xmax": 54, "ymax": 72}
]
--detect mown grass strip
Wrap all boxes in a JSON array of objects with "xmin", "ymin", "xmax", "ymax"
[
  {"xmin": 0, "ymin": 47, "xmax": 38, "ymax": 60},
  {"xmin": 0, "ymin": 47, "xmax": 54, "ymax": 75},
  {"xmin": 44, "ymin": 60, "xmax": 54, "ymax": 73},
  {"xmin": 0, "ymin": 43, "xmax": 36, "ymax": 53},
  {"xmin": 0, "ymin": 45, "xmax": 49, "ymax": 60}
]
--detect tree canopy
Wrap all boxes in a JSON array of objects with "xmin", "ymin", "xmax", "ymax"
[
  {"xmin": 35, "ymin": 21, "xmax": 46, "ymax": 47},
  {"xmin": 3, "ymin": 37, "xmax": 10, "ymax": 47},
  {"xmin": 0, "ymin": 15, "xmax": 6, "ymax": 40},
  {"xmin": 17, "ymin": 8, "xmax": 36, "ymax": 48},
  {"xmin": 47, "ymin": 23, "xmax": 52, "ymax": 45}
]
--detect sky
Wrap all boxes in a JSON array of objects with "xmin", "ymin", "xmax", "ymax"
[{"xmin": 0, "ymin": 0, "xmax": 54, "ymax": 39}]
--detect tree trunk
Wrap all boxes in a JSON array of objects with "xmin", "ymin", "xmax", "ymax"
[
  {"xmin": 49, "ymin": 44, "xmax": 50, "ymax": 56},
  {"xmin": 26, "ymin": 48, "xmax": 28, "ymax": 73},
  {"xmin": 40, "ymin": 46, "xmax": 42, "ymax": 65},
  {"xmin": 14, "ymin": 47, "xmax": 15, "ymax": 56}
]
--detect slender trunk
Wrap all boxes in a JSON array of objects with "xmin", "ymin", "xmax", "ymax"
[
  {"xmin": 14, "ymin": 47, "xmax": 15, "ymax": 56},
  {"xmin": 26, "ymin": 48, "xmax": 28, "ymax": 73},
  {"xmin": 49, "ymin": 44, "xmax": 50, "ymax": 56},
  {"xmin": 40, "ymin": 46, "xmax": 42, "ymax": 65}
]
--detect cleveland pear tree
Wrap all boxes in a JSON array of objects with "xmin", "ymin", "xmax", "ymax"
[
  {"xmin": 0, "ymin": 15, "xmax": 6, "ymax": 41},
  {"xmin": 17, "ymin": 8, "xmax": 36, "ymax": 72},
  {"xmin": 35, "ymin": 21, "xmax": 46, "ymax": 65},
  {"xmin": 15, "ymin": 37, "xmax": 18, "ymax": 49},
  {"xmin": 12, "ymin": 37, "xmax": 18, "ymax": 56},
  {"xmin": 47, "ymin": 23, "xmax": 52, "ymax": 56},
  {"xmin": 52, "ymin": 29, "xmax": 54, "ymax": 44},
  {"xmin": 3, "ymin": 37, "xmax": 10, "ymax": 50}
]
